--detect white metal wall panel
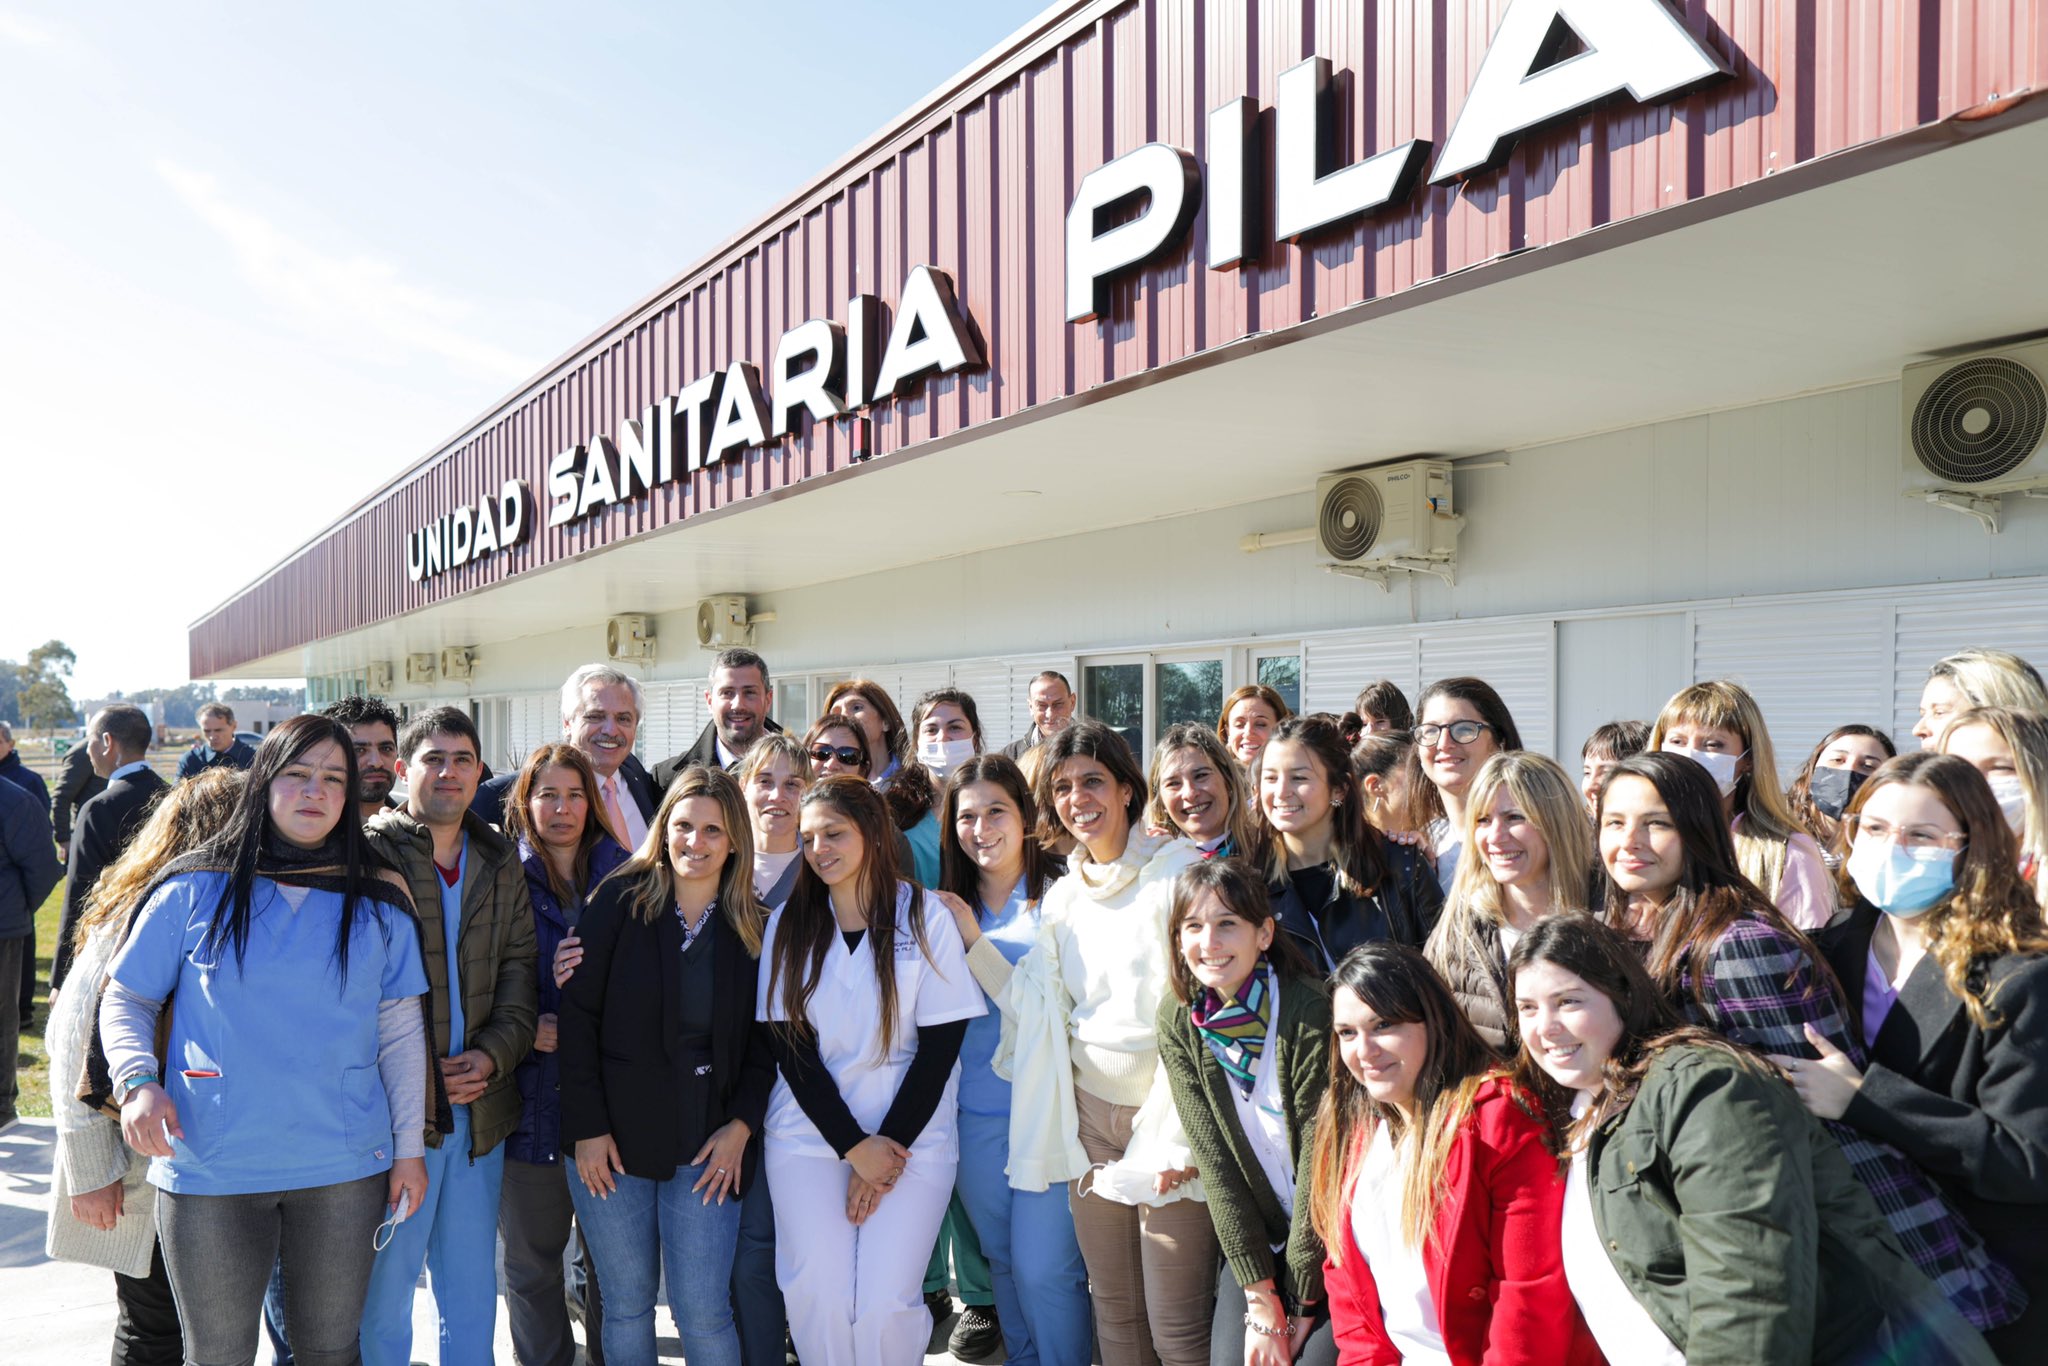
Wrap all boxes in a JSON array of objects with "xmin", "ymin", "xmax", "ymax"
[
  {"xmin": 1302, "ymin": 634, "xmax": 1420, "ymax": 718},
  {"xmin": 1892, "ymin": 584, "xmax": 2048, "ymax": 740},
  {"xmin": 1001, "ymin": 654, "xmax": 1078, "ymax": 748},
  {"xmin": 496, "ymin": 693, "xmax": 559, "ymax": 773},
  {"xmin": 949, "ymin": 659, "xmax": 1014, "ymax": 747},
  {"xmin": 1693, "ymin": 602, "xmax": 1893, "ymax": 781},
  {"xmin": 1420, "ymin": 625, "xmax": 1557, "ymax": 759},
  {"xmin": 637, "ymin": 681, "xmax": 707, "ymax": 767}
]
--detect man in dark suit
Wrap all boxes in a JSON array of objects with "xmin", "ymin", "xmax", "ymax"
[
  {"xmin": 49, "ymin": 704, "xmax": 168, "ymax": 997},
  {"xmin": 51, "ymin": 735, "xmax": 106, "ymax": 857},
  {"xmin": 651, "ymin": 648, "xmax": 782, "ymax": 786},
  {"xmin": 472, "ymin": 665, "xmax": 659, "ymax": 853},
  {"xmin": 1000, "ymin": 669, "xmax": 1078, "ymax": 761}
]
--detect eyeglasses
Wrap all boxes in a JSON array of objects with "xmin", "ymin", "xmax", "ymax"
[
  {"xmin": 1846, "ymin": 816, "xmax": 1967, "ymax": 853},
  {"xmin": 1415, "ymin": 720, "xmax": 1495, "ymax": 747},
  {"xmin": 810, "ymin": 745, "xmax": 863, "ymax": 767}
]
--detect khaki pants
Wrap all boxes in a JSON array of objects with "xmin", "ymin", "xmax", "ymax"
[{"xmin": 1070, "ymin": 1086, "xmax": 1219, "ymax": 1366}]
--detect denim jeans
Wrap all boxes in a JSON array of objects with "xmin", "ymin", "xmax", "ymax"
[
  {"xmin": 156, "ymin": 1172, "xmax": 385, "ymax": 1366},
  {"xmin": 570, "ymin": 1159, "xmax": 743, "ymax": 1366}
]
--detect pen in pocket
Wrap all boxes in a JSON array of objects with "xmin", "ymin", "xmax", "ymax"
[{"xmin": 181, "ymin": 1070, "xmax": 221, "ymax": 1079}]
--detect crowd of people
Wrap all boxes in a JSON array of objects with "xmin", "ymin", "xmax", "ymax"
[{"xmin": 7, "ymin": 643, "xmax": 2047, "ymax": 1366}]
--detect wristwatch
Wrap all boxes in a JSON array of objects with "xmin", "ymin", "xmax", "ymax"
[{"xmin": 115, "ymin": 1072, "xmax": 160, "ymax": 1105}]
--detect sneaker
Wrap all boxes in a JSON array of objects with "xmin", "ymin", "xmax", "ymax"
[
  {"xmin": 924, "ymin": 1287, "xmax": 954, "ymax": 1330},
  {"xmin": 948, "ymin": 1304, "xmax": 1003, "ymax": 1363}
]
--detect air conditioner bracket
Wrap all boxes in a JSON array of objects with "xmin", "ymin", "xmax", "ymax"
[{"xmin": 1323, "ymin": 555, "xmax": 1458, "ymax": 592}]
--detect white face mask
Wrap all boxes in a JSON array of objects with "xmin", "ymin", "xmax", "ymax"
[
  {"xmin": 919, "ymin": 735, "xmax": 976, "ymax": 780},
  {"xmin": 1986, "ymin": 772, "xmax": 2028, "ymax": 833},
  {"xmin": 1663, "ymin": 742, "xmax": 1745, "ymax": 797}
]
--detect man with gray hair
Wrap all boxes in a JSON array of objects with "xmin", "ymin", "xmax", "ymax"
[
  {"xmin": 651, "ymin": 647, "xmax": 781, "ymax": 787},
  {"xmin": 471, "ymin": 664, "xmax": 658, "ymax": 849},
  {"xmin": 174, "ymin": 701, "xmax": 255, "ymax": 780}
]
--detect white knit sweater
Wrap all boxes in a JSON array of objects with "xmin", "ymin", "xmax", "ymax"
[
  {"xmin": 973, "ymin": 827, "xmax": 1203, "ymax": 1189},
  {"xmin": 44, "ymin": 926, "xmax": 156, "ymax": 1278}
]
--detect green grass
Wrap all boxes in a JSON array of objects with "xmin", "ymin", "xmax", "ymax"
[{"xmin": 17, "ymin": 880, "xmax": 63, "ymax": 1117}]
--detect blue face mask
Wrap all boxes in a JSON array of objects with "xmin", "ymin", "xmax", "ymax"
[{"xmin": 1846, "ymin": 837, "xmax": 1958, "ymax": 918}]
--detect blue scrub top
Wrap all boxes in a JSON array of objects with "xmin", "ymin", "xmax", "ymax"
[
  {"xmin": 957, "ymin": 879, "xmax": 1039, "ymax": 1118},
  {"xmin": 109, "ymin": 870, "xmax": 430, "ymax": 1196},
  {"xmin": 904, "ymin": 808, "xmax": 943, "ymax": 889}
]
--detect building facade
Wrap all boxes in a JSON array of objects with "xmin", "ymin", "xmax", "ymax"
[{"xmin": 193, "ymin": 0, "xmax": 2048, "ymax": 777}]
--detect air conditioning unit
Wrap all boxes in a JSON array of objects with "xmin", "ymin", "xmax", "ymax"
[
  {"xmin": 365, "ymin": 661, "xmax": 393, "ymax": 693},
  {"xmin": 1901, "ymin": 340, "xmax": 2048, "ymax": 494},
  {"xmin": 607, "ymin": 614, "xmax": 656, "ymax": 663},
  {"xmin": 439, "ymin": 646, "xmax": 477, "ymax": 681},
  {"xmin": 404, "ymin": 652, "xmax": 436, "ymax": 685},
  {"xmin": 1315, "ymin": 460, "xmax": 1459, "ymax": 564},
  {"xmin": 696, "ymin": 595, "xmax": 754, "ymax": 650}
]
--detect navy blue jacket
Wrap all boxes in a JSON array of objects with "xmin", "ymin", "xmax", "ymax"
[
  {"xmin": 0, "ymin": 751, "xmax": 50, "ymax": 816},
  {"xmin": 1, "ymin": 778, "xmax": 63, "ymax": 940},
  {"xmin": 506, "ymin": 833, "xmax": 630, "ymax": 1165},
  {"xmin": 175, "ymin": 738, "xmax": 256, "ymax": 781}
]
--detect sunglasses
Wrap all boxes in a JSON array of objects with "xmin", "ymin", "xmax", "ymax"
[{"xmin": 810, "ymin": 745, "xmax": 864, "ymax": 767}]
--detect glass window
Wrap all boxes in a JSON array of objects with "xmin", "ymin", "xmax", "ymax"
[
  {"xmin": 1258, "ymin": 655, "xmax": 1303, "ymax": 714},
  {"xmin": 1084, "ymin": 662, "xmax": 1146, "ymax": 756},
  {"xmin": 1156, "ymin": 658, "xmax": 1223, "ymax": 732},
  {"xmin": 773, "ymin": 678, "xmax": 810, "ymax": 733}
]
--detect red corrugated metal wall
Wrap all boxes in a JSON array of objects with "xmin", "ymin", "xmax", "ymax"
[{"xmin": 192, "ymin": 0, "xmax": 2048, "ymax": 676}]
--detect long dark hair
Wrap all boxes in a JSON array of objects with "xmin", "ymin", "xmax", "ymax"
[
  {"xmin": 1308, "ymin": 941, "xmax": 1507, "ymax": 1256},
  {"xmin": 771, "ymin": 776, "xmax": 934, "ymax": 1062},
  {"xmin": 1410, "ymin": 676, "xmax": 1524, "ymax": 822},
  {"xmin": 1597, "ymin": 751, "xmax": 1839, "ymax": 1020},
  {"xmin": 198, "ymin": 714, "xmax": 382, "ymax": 977},
  {"xmin": 1258, "ymin": 715, "xmax": 1392, "ymax": 897},
  {"xmin": 502, "ymin": 743, "xmax": 608, "ymax": 908},
  {"xmin": 938, "ymin": 753, "xmax": 1062, "ymax": 909},
  {"xmin": 1507, "ymin": 913, "xmax": 1757, "ymax": 1146}
]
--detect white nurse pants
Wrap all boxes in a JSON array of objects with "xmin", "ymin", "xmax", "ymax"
[{"xmin": 766, "ymin": 1144, "xmax": 958, "ymax": 1366}]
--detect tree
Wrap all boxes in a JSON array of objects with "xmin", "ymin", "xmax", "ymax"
[
  {"xmin": 18, "ymin": 639, "xmax": 79, "ymax": 737},
  {"xmin": 0, "ymin": 659, "xmax": 18, "ymax": 726}
]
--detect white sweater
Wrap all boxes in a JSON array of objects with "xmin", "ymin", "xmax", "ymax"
[
  {"xmin": 972, "ymin": 827, "xmax": 1202, "ymax": 1189},
  {"xmin": 44, "ymin": 926, "xmax": 156, "ymax": 1278}
]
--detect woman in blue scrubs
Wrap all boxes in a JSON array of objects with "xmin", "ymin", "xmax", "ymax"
[
  {"xmin": 102, "ymin": 714, "xmax": 431, "ymax": 1366},
  {"xmin": 935, "ymin": 754, "xmax": 1094, "ymax": 1366}
]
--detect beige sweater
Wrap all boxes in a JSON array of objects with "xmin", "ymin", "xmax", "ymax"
[{"xmin": 45, "ymin": 926, "xmax": 156, "ymax": 1278}]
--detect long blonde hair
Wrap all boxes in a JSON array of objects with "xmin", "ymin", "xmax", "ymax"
[
  {"xmin": 613, "ymin": 765, "xmax": 764, "ymax": 954},
  {"xmin": 74, "ymin": 769, "xmax": 242, "ymax": 948},
  {"xmin": 1649, "ymin": 680, "xmax": 1802, "ymax": 900},
  {"xmin": 1428, "ymin": 752, "xmax": 1594, "ymax": 979},
  {"xmin": 1927, "ymin": 649, "xmax": 2048, "ymax": 714},
  {"xmin": 1938, "ymin": 705, "xmax": 2048, "ymax": 906}
]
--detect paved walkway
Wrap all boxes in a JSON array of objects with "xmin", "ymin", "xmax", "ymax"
[{"xmin": 0, "ymin": 1118, "xmax": 966, "ymax": 1364}]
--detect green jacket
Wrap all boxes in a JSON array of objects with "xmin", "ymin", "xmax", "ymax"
[
  {"xmin": 1156, "ymin": 971, "xmax": 1329, "ymax": 1309},
  {"xmin": 367, "ymin": 806, "xmax": 538, "ymax": 1158},
  {"xmin": 1581, "ymin": 1043, "xmax": 1975, "ymax": 1365}
]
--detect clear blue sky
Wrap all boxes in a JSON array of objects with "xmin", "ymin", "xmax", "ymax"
[{"xmin": 0, "ymin": 0, "xmax": 1051, "ymax": 699}]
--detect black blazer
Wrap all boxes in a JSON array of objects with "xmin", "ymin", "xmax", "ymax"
[
  {"xmin": 652, "ymin": 719, "xmax": 784, "ymax": 791},
  {"xmin": 51, "ymin": 767, "xmax": 168, "ymax": 991},
  {"xmin": 557, "ymin": 876, "xmax": 773, "ymax": 1189},
  {"xmin": 1820, "ymin": 903, "xmax": 2048, "ymax": 1340},
  {"xmin": 472, "ymin": 751, "xmax": 658, "ymax": 829}
]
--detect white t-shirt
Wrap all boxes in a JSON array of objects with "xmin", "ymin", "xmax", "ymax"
[
  {"xmin": 1560, "ymin": 1093, "xmax": 1686, "ymax": 1366},
  {"xmin": 1349, "ymin": 1125, "xmax": 1449, "ymax": 1365},
  {"xmin": 1226, "ymin": 977, "xmax": 1296, "ymax": 1217},
  {"xmin": 757, "ymin": 882, "xmax": 986, "ymax": 1163}
]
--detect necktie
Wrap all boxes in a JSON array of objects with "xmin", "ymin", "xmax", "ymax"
[{"xmin": 603, "ymin": 775, "xmax": 632, "ymax": 851}]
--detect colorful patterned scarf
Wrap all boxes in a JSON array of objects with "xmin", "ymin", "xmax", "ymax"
[{"xmin": 1190, "ymin": 959, "xmax": 1272, "ymax": 1098}]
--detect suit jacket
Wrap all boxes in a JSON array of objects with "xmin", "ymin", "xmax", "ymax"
[
  {"xmin": 1000, "ymin": 727, "xmax": 1043, "ymax": 761},
  {"xmin": 51, "ymin": 745, "xmax": 106, "ymax": 850},
  {"xmin": 471, "ymin": 751, "xmax": 658, "ymax": 831},
  {"xmin": 1821, "ymin": 904, "xmax": 2048, "ymax": 1332},
  {"xmin": 556, "ymin": 876, "xmax": 773, "ymax": 1189},
  {"xmin": 51, "ymin": 768, "xmax": 168, "ymax": 990},
  {"xmin": 0, "ymin": 778, "xmax": 62, "ymax": 940},
  {"xmin": 652, "ymin": 718, "xmax": 784, "ymax": 790}
]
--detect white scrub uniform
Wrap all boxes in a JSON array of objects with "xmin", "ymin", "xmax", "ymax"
[{"xmin": 757, "ymin": 882, "xmax": 985, "ymax": 1366}]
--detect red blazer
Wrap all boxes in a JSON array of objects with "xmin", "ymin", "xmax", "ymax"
[{"xmin": 1324, "ymin": 1078, "xmax": 1604, "ymax": 1366}]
